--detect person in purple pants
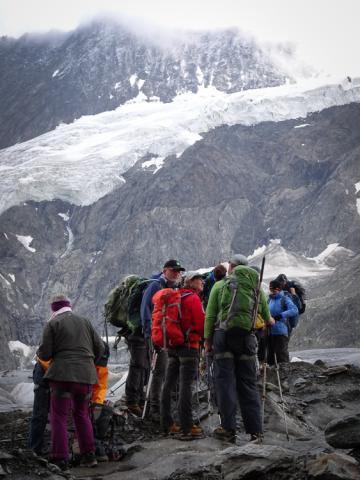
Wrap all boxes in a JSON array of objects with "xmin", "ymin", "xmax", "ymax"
[{"xmin": 37, "ymin": 294, "xmax": 104, "ymax": 471}]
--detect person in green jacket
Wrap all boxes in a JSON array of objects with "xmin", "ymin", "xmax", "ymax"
[{"xmin": 205, "ymin": 254, "xmax": 273, "ymax": 443}]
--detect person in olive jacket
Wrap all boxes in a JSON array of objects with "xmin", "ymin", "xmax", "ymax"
[{"xmin": 37, "ymin": 294, "xmax": 104, "ymax": 470}]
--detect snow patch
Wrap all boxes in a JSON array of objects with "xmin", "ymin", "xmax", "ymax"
[
  {"xmin": 58, "ymin": 212, "xmax": 69, "ymax": 221},
  {"xmin": 357, "ymin": 199, "xmax": 360, "ymax": 216},
  {"xmin": 129, "ymin": 74, "xmax": 137, "ymax": 87},
  {"xmin": 141, "ymin": 157, "xmax": 165, "ymax": 174},
  {"xmin": 196, "ymin": 66, "xmax": 204, "ymax": 86},
  {"xmin": 52, "ymin": 69, "xmax": 60, "ymax": 78},
  {"xmin": 23, "ymin": 303, "xmax": 29, "ymax": 309},
  {"xmin": 8, "ymin": 340, "xmax": 33, "ymax": 358},
  {"xmin": 4, "ymin": 233, "xmax": 8, "ymax": 240},
  {"xmin": 11, "ymin": 383, "xmax": 34, "ymax": 406},
  {"xmin": 0, "ymin": 273, "xmax": 10, "ymax": 286},
  {"xmin": 60, "ymin": 226, "xmax": 74, "ymax": 258},
  {"xmin": 16, "ymin": 235, "xmax": 36, "ymax": 252},
  {"xmin": 8, "ymin": 273, "xmax": 15, "ymax": 282},
  {"xmin": 311, "ymin": 243, "xmax": 339, "ymax": 263},
  {"xmin": 248, "ymin": 245, "xmax": 267, "ymax": 259},
  {"xmin": 114, "ymin": 82, "xmax": 121, "ymax": 90},
  {"xmin": 355, "ymin": 181, "xmax": 360, "ymax": 194},
  {"xmin": 137, "ymin": 79, "xmax": 145, "ymax": 90},
  {"xmin": 294, "ymin": 123, "xmax": 311, "ymax": 129}
]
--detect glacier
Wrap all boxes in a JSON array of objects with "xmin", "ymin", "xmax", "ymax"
[{"xmin": 0, "ymin": 76, "xmax": 359, "ymax": 215}]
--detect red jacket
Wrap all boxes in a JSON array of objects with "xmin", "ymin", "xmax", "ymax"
[{"xmin": 180, "ymin": 288, "xmax": 205, "ymax": 349}]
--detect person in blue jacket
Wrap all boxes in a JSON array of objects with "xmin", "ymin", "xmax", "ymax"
[
  {"xmin": 140, "ymin": 259, "xmax": 185, "ymax": 421},
  {"xmin": 267, "ymin": 279, "xmax": 298, "ymax": 365}
]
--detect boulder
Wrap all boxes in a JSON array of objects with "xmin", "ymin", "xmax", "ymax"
[{"xmin": 325, "ymin": 415, "xmax": 360, "ymax": 449}]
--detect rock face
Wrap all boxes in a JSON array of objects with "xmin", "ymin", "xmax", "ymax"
[
  {"xmin": 0, "ymin": 19, "xmax": 287, "ymax": 149},
  {"xmin": 325, "ymin": 414, "xmax": 360, "ymax": 449},
  {"xmin": 0, "ymin": 102, "xmax": 360, "ymax": 358}
]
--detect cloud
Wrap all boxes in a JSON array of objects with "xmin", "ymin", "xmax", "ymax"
[{"xmin": 0, "ymin": 0, "xmax": 359, "ymax": 76}]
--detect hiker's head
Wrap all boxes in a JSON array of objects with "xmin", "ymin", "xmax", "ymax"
[
  {"xmin": 51, "ymin": 294, "xmax": 71, "ymax": 312},
  {"xmin": 228, "ymin": 254, "xmax": 248, "ymax": 273},
  {"xmin": 213, "ymin": 264, "xmax": 227, "ymax": 281},
  {"xmin": 269, "ymin": 280, "xmax": 282, "ymax": 295},
  {"xmin": 184, "ymin": 272, "xmax": 204, "ymax": 293},
  {"xmin": 275, "ymin": 273, "xmax": 288, "ymax": 288},
  {"xmin": 163, "ymin": 259, "xmax": 185, "ymax": 283}
]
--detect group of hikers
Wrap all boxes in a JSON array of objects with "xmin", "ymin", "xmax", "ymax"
[{"xmin": 28, "ymin": 255, "xmax": 305, "ymax": 471}]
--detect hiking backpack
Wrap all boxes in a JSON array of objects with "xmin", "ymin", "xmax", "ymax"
[
  {"xmin": 287, "ymin": 281, "xmax": 306, "ymax": 314},
  {"xmin": 104, "ymin": 275, "xmax": 150, "ymax": 332},
  {"xmin": 151, "ymin": 288, "xmax": 193, "ymax": 348},
  {"xmin": 218, "ymin": 265, "xmax": 259, "ymax": 332}
]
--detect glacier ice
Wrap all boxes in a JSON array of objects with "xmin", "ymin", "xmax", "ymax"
[{"xmin": 0, "ymin": 76, "xmax": 360, "ymax": 214}]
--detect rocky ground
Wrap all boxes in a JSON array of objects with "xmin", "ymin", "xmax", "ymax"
[{"xmin": 0, "ymin": 360, "xmax": 359, "ymax": 479}]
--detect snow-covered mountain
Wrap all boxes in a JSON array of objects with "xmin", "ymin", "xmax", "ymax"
[
  {"xmin": 0, "ymin": 18, "xmax": 288, "ymax": 149},
  {"xmin": 0, "ymin": 77, "xmax": 359, "ymax": 215},
  {"xmin": 0, "ymin": 19, "xmax": 359, "ymax": 369}
]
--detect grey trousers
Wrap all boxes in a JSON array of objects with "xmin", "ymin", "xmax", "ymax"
[{"xmin": 213, "ymin": 328, "xmax": 262, "ymax": 434}]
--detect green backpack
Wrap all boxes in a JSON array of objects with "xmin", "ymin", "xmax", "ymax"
[
  {"xmin": 104, "ymin": 275, "xmax": 149, "ymax": 332},
  {"xmin": 218, "ymin": 265, "xmax": 259, "ymax": 331}
]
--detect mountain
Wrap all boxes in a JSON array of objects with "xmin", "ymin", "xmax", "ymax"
[
  {"xmin": 0, "ymin": 99, "xmax": 359, "ymax": 363},
  {"xmin": 0, "ymin": 19, "xmax": 288, "ymax": 149},
  {"xmin": 0, "ymin": 19, "xmax": 359, "ymax": 369}
]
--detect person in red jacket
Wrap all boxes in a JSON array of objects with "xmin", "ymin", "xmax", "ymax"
[{"xmin": 160, "ymin": 272, "xmax": 205, "ymax": 439}]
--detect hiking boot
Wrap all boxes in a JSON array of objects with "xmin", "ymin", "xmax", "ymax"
[
  {"xmin": 126, "ymin": 403, "xmax": 142, "ymax": 416},
  {"xmin": 213, "ymin": 426, "xmax": 236, "ymax": 443},
  {"xmin": 80, "ymin": 452, "xmax": 98, "ymax": 468},
  {"xmin": 179, "ymin": 424, "xmax": 204, "ymax": 440},
  {"xmin": 95, "ymin": 445, "xmax": 108, "ymax": 462},
  {"xmin": 168, "ymin": 423, "xmax": 182, "ymax": 435},
  {"xmin": 249, "ymin": 432, "xmax": 264, "ymax": 444}
]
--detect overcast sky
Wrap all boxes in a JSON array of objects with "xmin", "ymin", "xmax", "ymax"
[{"xmin": 1, "ymin": 0, "xmax": 359, "ymax": 77}]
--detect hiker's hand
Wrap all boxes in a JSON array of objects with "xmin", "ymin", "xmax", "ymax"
[
  {"xmin": 205, "ymin": 339, "xmax": 212, "ymax": 353},
  {"xmin": 268, "ymin": 317, "xmax": 275, "ymax": 325},
  {"xmin": 289, "ymin": 287, "xmax": 296, "ymax": 295}
]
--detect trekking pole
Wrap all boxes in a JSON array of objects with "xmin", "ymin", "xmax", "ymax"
[
  {"xmin": 261, "ymin": 327, "xmax": 269, "ymax": 430},
  {"xmin": 109, "ymin": 379, "xmax": 127, "ymax": 395},
  {"xmin": 274, "ymin": 353, "xmax": 289, "ymax": 441},
  {"xmin": 142, "ymin": 350, "xmax": 158, "ymax": 420},
  {"xmin": 103, "ymin": 311, "xmax": 109, "ymax": 347}
]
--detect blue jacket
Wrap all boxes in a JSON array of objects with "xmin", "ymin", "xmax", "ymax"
[
  {"xmin": 140, "ymin": 274, "xmax": 168, "ymax": 338},
  {"xmin": 268, "ymin": 291, "xmax": 298, "ymax": 336}
]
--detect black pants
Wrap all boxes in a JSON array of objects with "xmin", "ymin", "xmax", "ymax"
[
  {"xmin": 28, "ymin": 364, "xmax": 50, "ymax": 454},
  {"xmin": 213, "ymin": 328, "xmax": 262, "ymax": 434},
  {"xmin": 267, "ymin": 335, "xmax": 289, "ymax": 365},
  {"xmin": 125, "ymin": 333, "xmax": 148, "ymax": 405},
  {"xmin": 149, "ymin": 348, "xmax": 168, "ymax": 414},
  {"xmin": 256, "ymin": 329, "xmax": 267, "ymax": 363},
  {"xmin": 161, "ymin": 348, "xmax": 198, "ymax": 434}
]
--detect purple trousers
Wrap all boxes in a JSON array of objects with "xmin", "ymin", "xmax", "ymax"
[{"xmin": 49, "ymin": 381, "xmax": 94, "ymax": 461}]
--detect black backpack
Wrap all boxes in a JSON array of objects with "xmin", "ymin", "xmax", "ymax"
[{"xmin": 287, "ymin": 280, "xmax": 306, "ymax": 314}]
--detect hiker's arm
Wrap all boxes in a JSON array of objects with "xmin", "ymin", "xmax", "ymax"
[
  {"xmin": 191, "ymin": 295, "xmax": 205, "ymax": 336},
  {"xmin": 281, "ymin": 296, "xmax": 299, "ymax": 319},
  {"xmin": 259, "ymin": 290, "xmax": 271, "ymax": 324},
  {"xmin": 37, "ymin": 323, "xmax": 54, "ymax": 361},
  {"xmin": 140, "ymin": 282, "xmax": 159, "ymax": 338}
]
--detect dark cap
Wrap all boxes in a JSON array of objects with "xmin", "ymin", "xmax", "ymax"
[
  {"xmin": 163, "ymin": 259, "xmax": 185, "ymax": 271},
  {"xmin": 269, "ymin": 280, "xmax": 282, "ymax": 290}
]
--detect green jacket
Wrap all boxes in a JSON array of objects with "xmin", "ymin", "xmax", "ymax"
[
  {"xmin": 38, "ymin": 311, "xmax": 104, "ymax": 384},
  {"xmin": 204, "ymin": 266, "xmax": 270, "ymax": 339}
]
